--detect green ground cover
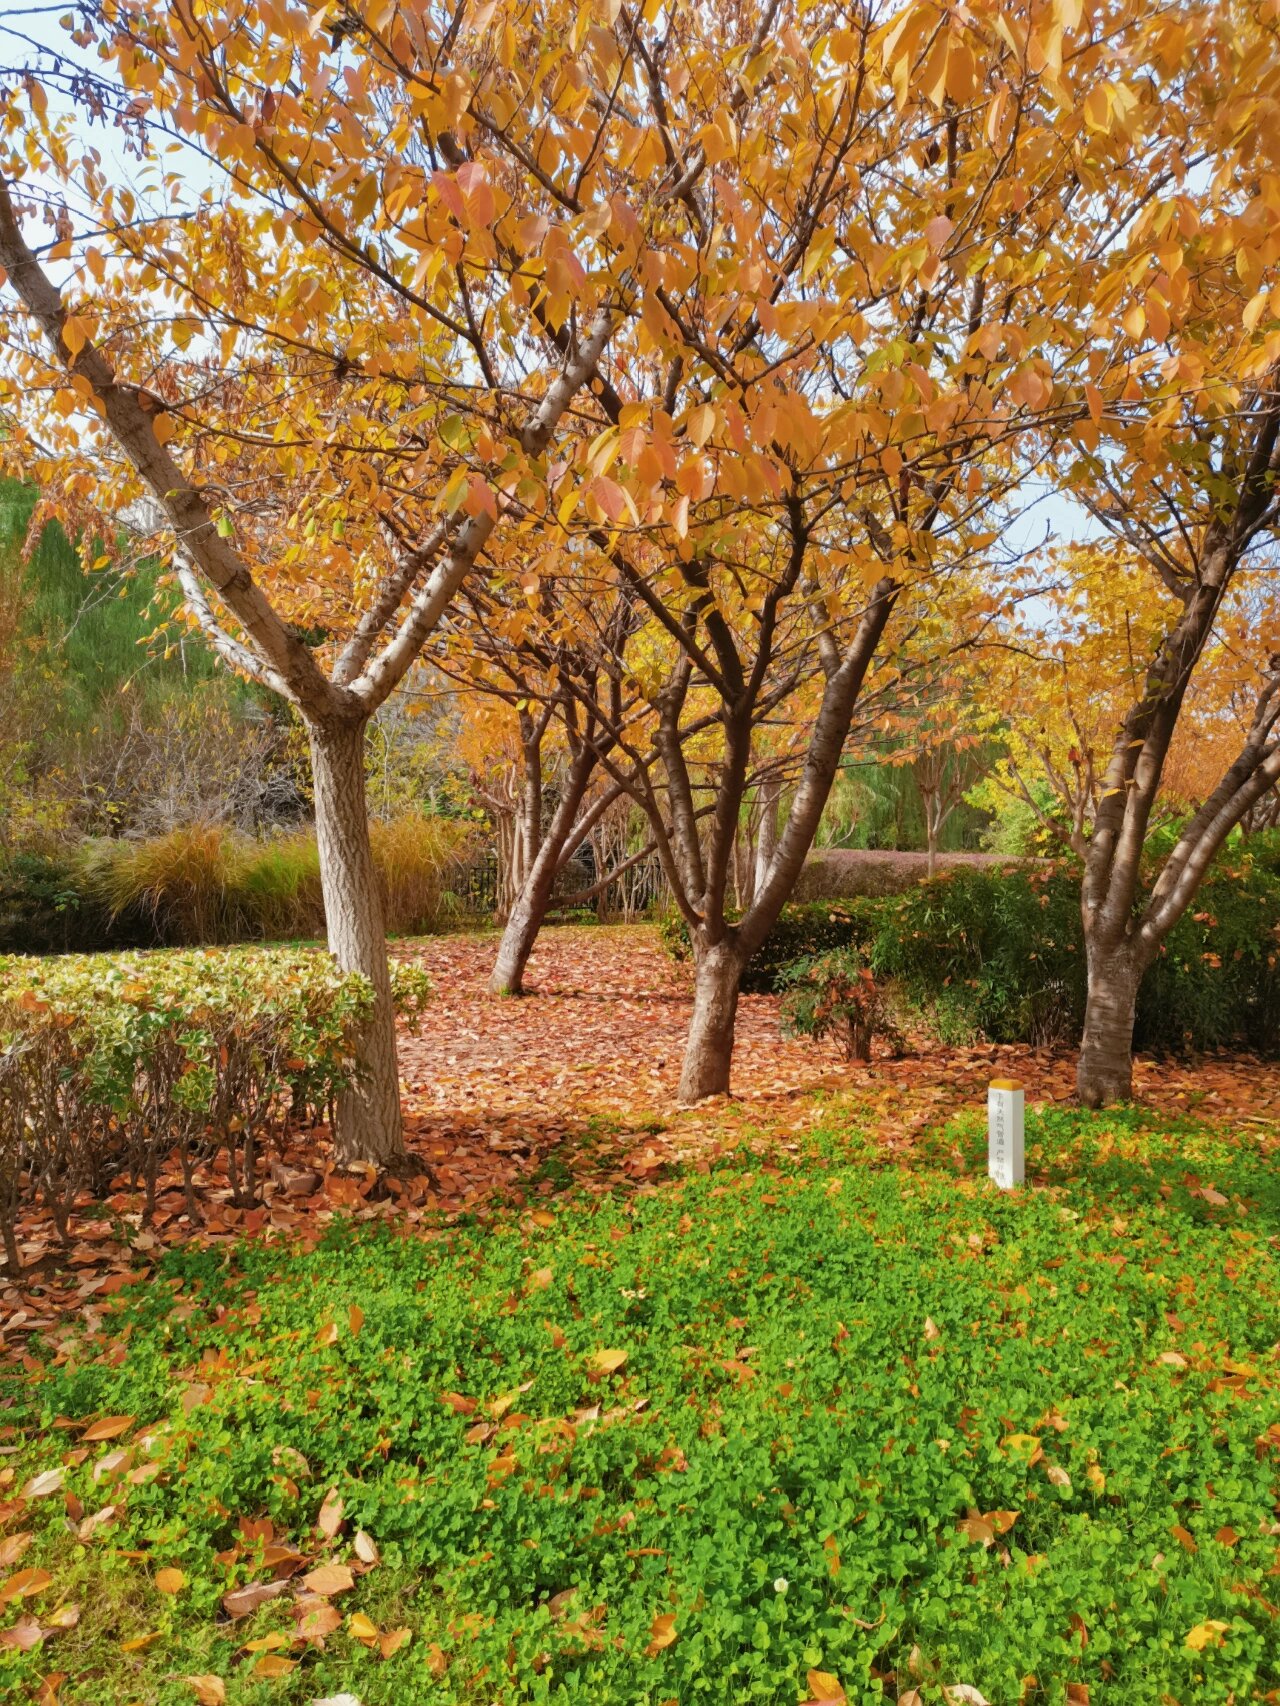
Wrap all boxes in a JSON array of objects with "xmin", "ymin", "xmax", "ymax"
[{"xmin": 2, "ymin": 1103, "xmax": 1279, "ymax": 1704}]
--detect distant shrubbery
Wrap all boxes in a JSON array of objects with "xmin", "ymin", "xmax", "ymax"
[
  {"xmin": 0, "ymin": 814, "xmax": 475, "ymax": 954},
  {"xmin": 662, "ymin": 847, "xmax": 1280, "ymax": 1057},
  {"xmin": 0, "ymin": 947, "xmax": 431, "ymax": 1268}
]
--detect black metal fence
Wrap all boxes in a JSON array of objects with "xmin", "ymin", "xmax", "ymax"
[{"xmin": 445, "ymin": 851, "xmax": 669, "ymax": 925}]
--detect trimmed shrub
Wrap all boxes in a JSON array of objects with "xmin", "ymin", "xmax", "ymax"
[
  {"xmin": 0, "ymin": 947, "xmax": 432, "ymax": 1269},
  {"xmin": 779, "ymin": 948, "xmax": 901, "ymax": 1061}
]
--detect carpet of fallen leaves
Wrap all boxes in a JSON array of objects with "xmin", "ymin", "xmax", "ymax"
[{"xmin": 3, "ymin": 924, "xmax": 1277, "ymax": 1354}]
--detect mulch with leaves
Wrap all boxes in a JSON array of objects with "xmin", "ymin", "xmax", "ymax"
[{"xmin": 1, "ymin": 927, "xmax": 1279, "ymax": 1705}]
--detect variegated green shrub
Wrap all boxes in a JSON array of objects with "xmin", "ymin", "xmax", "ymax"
[{"xmin": 0, "ymin": 947, "xmax": 430, "ymax": 1270}]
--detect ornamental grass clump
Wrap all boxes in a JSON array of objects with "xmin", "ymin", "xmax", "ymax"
[{"xmin": 0, "ymin": 948, "xmax": 430, "ymax": 1270}]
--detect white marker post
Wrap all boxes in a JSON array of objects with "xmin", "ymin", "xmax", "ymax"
[{"xmin": 987, "ymin": 1079, "xmax": 1025, "ymax": 1189}]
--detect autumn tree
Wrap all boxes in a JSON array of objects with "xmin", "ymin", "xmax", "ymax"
[
  {"xmin": 432, "ymin": 551, "xmax": 670, "ymax": 993},
  {"xmin": 0, "ymin": 1, "xmax": 636, "ymax": 1160},
  {"xmin": 516, "ymin": 0, "xmax": 1218, "ymax": 1099},
  {"xmin": 1049, "ymin": 33, "xmax": 1280, "ymax": 1104}
]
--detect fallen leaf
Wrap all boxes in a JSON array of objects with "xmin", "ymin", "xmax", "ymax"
[
  {"xmin": 923, "ymin": 1317, "xmax": 941, "ymax": 1341},
  {"xmin": 183, "ymin": 1680, "xmax": 226, "ymax": 1706},
  {"xmin": 19, "ymin": 1470, "xmax": 63, "ymax": 1501},
  {"xmin": 957, "ymin": 1515, "xmax": 994, "ymax": 1547},
  {"xmin": 943, "ymin": 1688, "xmax": 991, "ymax": 1706},
  {"xmin": 77, "ymin": 1506, "xmax": 116, "ymax": 1542},
  {"xmin": 645, "ymin": 1611, "xmax": 677, "ymax": 1656},
  {"xmin": 348, "ymin": 1305, "xmax": 364, "ymax": 1337},
  {"xmin": 1171, "ymin": 1524, "xmax": 1198, "ymax": 1553},
  {"xmin": 348, "ymin": 1611, "xmax": 379, "ymax": 1647},
  {"xmin": 1066, "ymin": 1686, "xmax": 1090, "ymax": 1705},
  {"xmin": 0, "ymin": 1614, "xmax": 44, "ymax": 1651},
  {"xmin": 155, "ymin": 1567, "xmax": 186, "ymax": 1595},
  {"xmin": 1046, "ymin": 1465, "xmax": 1072, "ymax": 1490},
  {"xmin": 1215, "ymin": 1526, "xmax": 1239, "ymax": 1547},
  {"xmin": 316, "ymin": 1489, "xmax": 344, "ymax": 1538},
  {"xmin": 353, "ymin": 1530, "xmax": 379, "ymax": 1566},
  {"xmin": 0, "ymin": 1568, "xmax": 52, "ymax": 1605},
  {"xmin": 221, "ymin": 1579, "xmax": 288, "ymax": 1619},
  {"xmin": 44, "ymin": 1605, "xmax": 79, "ymax": 1633},
  {"xmin": 253, "ymin": 1654, "xmax": 296, "ymax": 1678},
  {"xmin": 120, "ymin": 1631, "xmax": 161, "ymax": 1652},
  {"xmin": 426, "ymin": 1642, "xmax": 448, "ymax": 1676},
  {"xmin": 0, "ymin": 1534, "xmax": 32, "ymax": 1568},
  {"xmin": 295, "ymin": 1602, "xmax": 343, "ymax": 1644},
  {"xmin": 379, "ymin": 1625, "xmax": 411, "ymax": 1658},
  {"xmin": 301, "ymin": 1563, "xmax": 354, "ymax": 1597},
  {"xmin": 591, "ymin": 1348, "xmax": 628, "ymax": 1374},
  {"xmin": 806, "ymin": 1669, "xmax": 845, "ymax": 1701},
  {"xmin": 81, "ymin": 1415, "xmax": 135, "ymax": 1442},
  {"xmin": 1185, "ymin": 1619, "xmax": 1229, "ymax": 1651},
  {"xmin": 36, "ymin": 1675, "xmax": 65, "ymax": 1706}
]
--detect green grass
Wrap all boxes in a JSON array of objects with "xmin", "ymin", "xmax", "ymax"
[{"xmin": 3, "ymin": 1104, "xmax": 1280, "ymax": 1703}]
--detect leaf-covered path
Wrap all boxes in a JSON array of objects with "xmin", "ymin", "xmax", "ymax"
[
  {"xmin": 394, "ymin": 927, "xmax": 1280, "ymax": 1204},
  {"xmin": 2, "ymin": 926, "xmax": 1277, "ymax": 1335}
]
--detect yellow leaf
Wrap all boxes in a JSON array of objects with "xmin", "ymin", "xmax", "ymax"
[
  {"xmin": 252, "ymin": 1654, "xmax": 296, "ymax": 1677},
  {"xmin": 645, "ymin": 1611, "xmax": 677, "ymax": 1656},
  {"xmin": 348, "ymin": 1610, "xmax": 380, "ymax": 1647},
  {"xmin": 806, "ymin": 1669, "xmax": 846, "ymax": 1701},
  {"xmin": 120, "ymin": 1631, "xmax": 161, "ymax": 1653},
  {"xmin": 183, "ymin": 1679, "xmax": 226, "ymax": 1706},
  {"xmin": 155, "ymin": 1567, "xmax": 186, "ymax": 1595},
  {"xmin": 591, "ymin": 1348, "xmax": 628, "ymax": 1373},
  {"xmin": 686, "ymin": 403, "xmax": 715, "ymax": 448},
  {"xmin": 301, "ymin": 1563, "xmax": 354, "ymax": 1597},
  {"xmin": 1184, "ymin": 1619, "xmax": 1229, "ymax": 1651},
  {"xmin": 82, "ymin": 1415, "xmax": 135, "ymax": 1442}
]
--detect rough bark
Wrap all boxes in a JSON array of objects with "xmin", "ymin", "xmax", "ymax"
[
  {"xmin": 1076, "ymin": 945, "xmax": 1142, "ymax": 1108},
  {"xmin": 309, "ymin": 718, "xmax": 404, "ymax": 1164},
  {"xmin": 678, "ymin": 938, "xmax": 744, "ymax": 1103}
]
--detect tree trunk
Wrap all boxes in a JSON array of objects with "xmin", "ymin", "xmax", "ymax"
[
  {"xmin": 1076, "ymin": 944, "xmax": 1142, "ymax": 1108},
  {"xmin": 678, "ymin": 938, "xmax": 744, "ymax": 1103},
  {"xmin": 309, "ymin": 717, "xmax": 405, "ymax": 1165},
  {"xmin": 490, "ymin": 746, "xmax": 597, "ymax": 995},
  {"xmin": 753, "ymin": 775, "xmax": 782, "ymax": 900}
]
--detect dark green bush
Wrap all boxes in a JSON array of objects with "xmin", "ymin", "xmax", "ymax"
[
  {"xmin": 871, "ymin": 863, "xmax": 1085, "ymax": 1046},
  {"xmin": 778, "ymin": 947, "xmax": 900, "ymax": 1060},
  {"xmin": 659, "ymin": 858, "xmax": 1280, "ymax": 1057},
  {"xmin": 0, "ymin": 851, "xmax": 127, "ymax": 955}
]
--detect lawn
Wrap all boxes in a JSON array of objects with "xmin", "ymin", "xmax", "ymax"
[{"xmin": 3, "ymin": 1097, "xmax": 1279, "ymax": 1705}]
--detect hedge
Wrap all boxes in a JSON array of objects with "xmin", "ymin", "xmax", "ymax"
[
  {"xmin": 660, "ymin": 848, "xmax": 1280, "ymax": 1056},
  {"xmin": 0, "ymin": 948, "xmax": 432, "ymax": 1270}
]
